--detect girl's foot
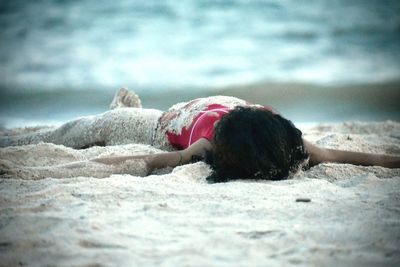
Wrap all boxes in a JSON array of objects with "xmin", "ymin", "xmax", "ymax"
[{"xmin": 110, "ymin": 88, "xmax": 142, "ymax": 109}]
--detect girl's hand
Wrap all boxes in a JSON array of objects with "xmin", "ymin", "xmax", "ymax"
[
  {"xmin": 90, "ymin": 138, "xmax": 212, "ymax": 174},
  {"xmin": 303, "ymin": 139, "xmax": 400, "ymax": 168}
]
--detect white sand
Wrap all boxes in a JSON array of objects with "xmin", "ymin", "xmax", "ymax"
[{"xmin": 1, "ymin": 121, "xmax": 400, "ymax": 266}]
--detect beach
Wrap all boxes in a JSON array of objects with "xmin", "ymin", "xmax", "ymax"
[
  {"xmin": 1, "ymin": 1, "xmax": 400, "ymax": 265},
  {"xmin": 1, "ymin": 120, "xmax": 399, "ymax": 266},
  {"xmin": 1, "ymin": 0, "xmax": 400, "ymax": 129}
]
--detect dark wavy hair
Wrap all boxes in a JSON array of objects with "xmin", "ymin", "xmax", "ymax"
[{"xmin": 205, "ymin": 106, "xmax": 309, "ymax": 183}]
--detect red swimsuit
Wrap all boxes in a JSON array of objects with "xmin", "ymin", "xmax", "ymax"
[
  {"xmin": 166, "ymin": 103, "xmax": 275, "ymax": 149},
  {"xmin": 166, "ymin": 104, "xmax": 229, "ymax": 149}
]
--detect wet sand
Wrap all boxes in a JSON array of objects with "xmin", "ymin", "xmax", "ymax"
[{"xmin": 1, "ymin": 80, "xmax": 400, "ymax": 128}]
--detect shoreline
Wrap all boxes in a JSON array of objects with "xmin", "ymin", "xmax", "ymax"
[{"xmin": 1, "ymin": 80, "xmax": 399, "ymax": 129}]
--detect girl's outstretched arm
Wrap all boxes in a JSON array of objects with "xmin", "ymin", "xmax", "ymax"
[
  {"xmin": 91, "ymin": 138, "xmax": 212, "ymax": 174},
  {"xmin": 303, "ymin": 139, "xmax": 400, "ymax": 168}
]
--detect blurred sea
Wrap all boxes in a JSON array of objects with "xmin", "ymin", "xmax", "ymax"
[{"xmin": 0, "ymin": 0, "xmax": 399, "ymax": 128}]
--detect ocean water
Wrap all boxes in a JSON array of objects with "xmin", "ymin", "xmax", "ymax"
[{"xmin": 0, "ymin": 0, "xmax": 399, "ymax": 127}]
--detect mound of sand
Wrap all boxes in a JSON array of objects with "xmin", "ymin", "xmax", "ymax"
[{"xmin": 0, "ymin": 121, "xmax": 399, "ymax": 266}]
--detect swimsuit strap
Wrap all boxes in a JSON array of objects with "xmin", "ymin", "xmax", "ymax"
[{"xmin": 188, "ymin": 108, "xmax": 230, "ymax": 147}]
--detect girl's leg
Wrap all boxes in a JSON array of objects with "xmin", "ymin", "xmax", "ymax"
[
  {"xmin": 109, "ymin": 87, "xmax": 142, "ymax": 109},
  {"xmin": 0, "ymin": 108, "xmax": 162, "ymax": 148},
  {"xmin": 0, "ymin": 88, "xmax": 163, "ymax": 148}
]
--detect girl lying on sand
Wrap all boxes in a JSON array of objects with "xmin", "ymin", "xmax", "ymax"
[{"xmin": 1, "ymin": 88, "xmax": 399, "ymax": 181}]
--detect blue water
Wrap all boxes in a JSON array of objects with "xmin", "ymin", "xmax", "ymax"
[
  {"xmin": 1, "ymin": 0, "xmax": 399, "ymax": 92},
  {"xmin": 0, "ymin": 0, "xmax": 399, "ymax": 128}
]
